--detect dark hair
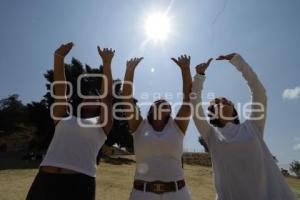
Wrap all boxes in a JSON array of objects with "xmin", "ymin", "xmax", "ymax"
[
  {"xmin": 207, "ymin": 104, "xmax": 240, "ymax": 127},
  {"xmin": 76, "ymin": 89, "xmax": 101, "ymax": 117},
  {"xmin": 147, "ymin": 99, "xmax": 171, "ymax": 126},
  {"xmin": 82, "ymin": 89, "xmax": 101, "ymax": 97}
]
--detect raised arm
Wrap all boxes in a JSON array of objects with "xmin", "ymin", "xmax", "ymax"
[
  {"xmin": 217, "ymin": 53, "xmax": 267, "ymax": 137},
  {"xmin": 171, "ymin": 55, "xmax": 192, "ymax": 134},
  {"xmin": 52, "ymin": 42, "xmax": 74, "ymax": 125},
  {"xmin": 191, "ymin": 58, "xmax": 213, "ymax": 142},
  {"xmin": 97, "ymin": 47, "xmax": 114, "ymax": 135},
  {"xmin": 122, "ymin": 57, "xmax": 144, "ymax": 133}
]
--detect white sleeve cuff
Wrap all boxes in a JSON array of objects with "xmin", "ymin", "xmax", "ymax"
[
  {"xmin": 194, "ymin": 74, "xmax": 206, "ymax": 80},
  {"xmin": 229, "ymin": 54, "xmax": 243, "ymax": 67}
]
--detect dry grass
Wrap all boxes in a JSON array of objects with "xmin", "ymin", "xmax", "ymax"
[{"xmin": 0, "ymin": 163, "xmax": 299, "ymax": 200}]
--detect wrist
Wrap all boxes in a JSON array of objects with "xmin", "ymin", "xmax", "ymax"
[
  {"xmin": 126, "ymin": 67, "xmax": 135, "ymax": 73},
  {"xmin": 181, "ymin": 67, "xmax": 191, "ymax": 72},
  {"xmin": 181, "ymin": 68, "xmax": 191, "ymax": 75},
  {"xmin": 54, "ymin": 54, "xmax": 64, "ymax": 60},
  {"xmin": 103, "ymin": 60, "xmax": 112, "ymax": 65}
]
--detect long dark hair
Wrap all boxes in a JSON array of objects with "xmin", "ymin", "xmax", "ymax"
[
  {"xmin": 207, "ymin": 104, "xmax": 240, "ymax": 127},
  {"xmin": 147, "ymin": 99, "xmax": 171, "ymax": 126},
  {"xmin": 78, "ymin": 89, "xmax": 101, "ymax": 117}
]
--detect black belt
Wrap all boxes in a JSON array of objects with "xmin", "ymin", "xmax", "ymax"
[{"xmin": 134, "ymin": 179, "xmax": 186, "ymax": 194}]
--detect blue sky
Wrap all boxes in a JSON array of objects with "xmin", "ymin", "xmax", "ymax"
[{"xmin": 0, "ymin": 0, "xmax": 299, "ymax": 167}]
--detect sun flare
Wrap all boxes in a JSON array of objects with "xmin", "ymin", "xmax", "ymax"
[{"xmin": 144, "ymin": 12, "xmax": 171, "ymax": 42}]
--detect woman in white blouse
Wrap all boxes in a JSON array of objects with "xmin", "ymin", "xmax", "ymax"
[
  {"xmin": 191, "ymin": 53, "xmax": 297, "ymax": 200},
  {"xmin": 122, "ymin": 55, "xmax": 192, "ymax": 200},
  {"xmin": 26, "ymin": 43, "xmax": 114, "ymax": 200}
]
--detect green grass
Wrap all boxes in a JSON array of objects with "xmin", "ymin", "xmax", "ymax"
[
  {"xmin": 287, "ymin": 176, "xmax": 300, "ymax": 199},
  {"xmin": 0, "ymin": 163, "xmax": 299, "ymax": 200}
]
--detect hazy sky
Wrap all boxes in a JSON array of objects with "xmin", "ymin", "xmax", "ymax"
[{"xmin": 0, "ymin": 0, "xmax": 300, "ymax": 167}]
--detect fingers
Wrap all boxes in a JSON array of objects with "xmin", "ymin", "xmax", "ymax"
[
  {"xmin": 98, "ymin": 46, "xmax": 115, "ymax": 61},
  {"xmin": 206, "ymin": 58, "xmax": 213, "ymax": 65},
  {"xmin": 226, "ymin": 53, "xmax": 236, "ymax": 60},
  {"xmin": 176, "ymin": 55, "xmax": 190, "ymax": 61},
  {"xmin": 183, "ymin": 54, "xmax": 191, "ymax": 60},
  {"xmin": 136, "ymin": 57, "xmax": 144, "ymax": 65},
  {"xmin": 97, "ymin": 46, "xmax": 115, "ymax": 64},
  {"xmin": 171, "ymin": 54, "xmax": 191, "ymax": 65},
  {"xmin": 204, "ymin": 58, "xmax": 213, "ymax": 69},
  {"xmin": 216, "ymin": 55, "xmax": 225, "ymax": 60},
  {"xmin": 63, "ymin": 42, "xmax": 74, "ymax": 51},
  {"xmin": 133, "ymin": 57, "xmax": 143, "ymax": 67},
  {"xmin": 108, "ymin": 48, "xmax": 115, "ymax": 53},
  {"xmin": 178, "ymin": 54, "xmax": 190, "ymax": 61},
  {"xmin": 60, "ymin": 42, "xmax": 73, "ymax": 49},
  {"xmin": 195, "ymin": 57, "xmax": 213, "ymax": 74},
  {"xmin": 127, "ymin": 57, "xmax": 143, "ymax": 67},
  {"xmin": 216, "ymin": 53, "xmax": 236, "ymax": 60},
  {"xmin": 56, "ymin": 42, "xmax": 74, "ymax": 56},
  {"xmin": 65, "ymin": 42, "xmax": 74, "ymax": 47},
  {"xmin": 98, "ymin": 46, "xmax": 115, "ymax": 53},
  {"xmin": 171, "ymin": 57, "xmax": 179, "ymax": 65}
]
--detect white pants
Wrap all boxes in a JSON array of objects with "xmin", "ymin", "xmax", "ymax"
[{"xmin": 129, "ymin": 186, "xmax": 191, "ymax": 200}]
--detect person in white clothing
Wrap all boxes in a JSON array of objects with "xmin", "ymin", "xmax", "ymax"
[
  {"xmin": 26, "ymin": 43, "xmax": 114, "ymax": 200},
  {"xmin": 122, "ymin": 55, "xmax": 192, "ymax": 200},
  {"xmin": 191, "ymin": 53, "xmax": 297, "ymax": 200}
]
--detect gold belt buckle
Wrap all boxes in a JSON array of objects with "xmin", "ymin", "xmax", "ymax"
[{"xmin": 152, "ymin": 181, "xmax": 165, "ymax": 194}]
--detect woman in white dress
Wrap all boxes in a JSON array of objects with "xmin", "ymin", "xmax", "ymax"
[
  {"xmin": 26, "ymin": 43, "xmax": 114, "ymax": 200},
  {"xmin": 122, "ymin": 55, "xmax": 192, "ymax": 200},
  {"xmin": 191, "ymin": 53, "xmax": 297, "ymax": 200}
]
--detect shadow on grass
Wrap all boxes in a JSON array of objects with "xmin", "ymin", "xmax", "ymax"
[
  {"xmin": 101, "ymin": 155, "xmax": 136, "ymax": 165},
  {"xmin": 0, "ymin": 152, "xmax": 40, "ymax": 170},
  {"xmin": 0, "ymin": 152, "xmax": 136, "ymax": 170}
]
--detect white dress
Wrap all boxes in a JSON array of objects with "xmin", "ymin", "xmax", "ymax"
[
  {"xmin": 129, "ymin": 118, "xmax": 191, "ymax": 200},
  {"xmin": 191, "ymin": 54, "xmax": 297, "ymax": 200}
]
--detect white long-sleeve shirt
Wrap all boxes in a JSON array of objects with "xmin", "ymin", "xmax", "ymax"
[{"xmin": 191, "ymin": 54, "xmax": 297, "ymax": 200}]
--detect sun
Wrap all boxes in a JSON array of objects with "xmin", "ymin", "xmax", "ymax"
[{"xmin": 144, "ymin": 12, "xmax": 171, "ymax": 42}]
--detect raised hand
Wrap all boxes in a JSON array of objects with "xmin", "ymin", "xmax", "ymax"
[
  {"xmin": 98, "ymin": 47, "xmax": 115, "ymax": 64},
  {"xmin": 216, "ymin": 53, "xmax": 236, "ymax": 61},
  {"xmin": 126, "ymin": 57, "xmax": 144, "ymax": 71},
  {"xmin": 55, "ymin": 42, "xmax": 74, "ymax": 58},
  {"xmin": 171, "ymin": 55, "xmax": 191, "ymax": 70},
  {"xmin": 53, "ymin": 42, "xmax": 74, "ymax": 123},
  {"xmin": 195, "ymin": 58, "xmax": 213, "ymax": 75}
]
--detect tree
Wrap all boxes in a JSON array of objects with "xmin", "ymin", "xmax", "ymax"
[
  {"xmin": 27, "ymin": 100, "xmax": 54, "ymax": 151},
  {"xmin": 0, "ymin": 94, "xmax": 28, "ymax": 135},
  {"xmin": 281, "ymin": 168, "xmax": 290, "ymax": 177},
  {"xmin": 104, "ymin": 79, "xmax": 136, "ymax": 153},
  {"xmin": 290, "ymin": 160, "xmax": 300, "ymax": 178},
  {"xmin": 30, "ymin": 58, "xmax": 134, "ymax": 152}
]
